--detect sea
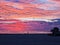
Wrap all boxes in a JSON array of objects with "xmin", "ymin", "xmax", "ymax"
[{"xmin": 0, "ymin": 34, "xmax": 60, "ymax": 45}]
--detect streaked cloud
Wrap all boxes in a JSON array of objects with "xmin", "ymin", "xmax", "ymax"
[{"xmin": 0, "ymin": 0, "xmax": 60, "ymax": 33}]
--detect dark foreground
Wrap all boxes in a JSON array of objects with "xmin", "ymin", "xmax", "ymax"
[{"xmin": 0, "ymin": 34, "xmax": 60, "ymax": 45}]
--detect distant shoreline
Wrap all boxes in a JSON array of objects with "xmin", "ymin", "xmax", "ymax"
[{"xmin": 0, "ymin": 31, "xmax": 52, "ymax": 34}]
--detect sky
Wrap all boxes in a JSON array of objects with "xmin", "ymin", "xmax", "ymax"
[{"xmin": 0, "ymin": 0, "xmax": 60, "ymax": 33}]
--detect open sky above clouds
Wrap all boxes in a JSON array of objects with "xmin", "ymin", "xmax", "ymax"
[{"xmin": 0, "ymin": 0, "xmax": 60, "ymax": 33}]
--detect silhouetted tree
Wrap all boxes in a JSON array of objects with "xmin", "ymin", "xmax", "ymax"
[{"xmin": 51, "ymin": 27, "xmax": 59, "ymax": 36}]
